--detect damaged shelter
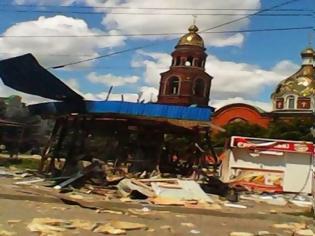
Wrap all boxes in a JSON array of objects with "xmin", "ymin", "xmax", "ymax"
[
  {"xmin": 0, "ymin": 24, "xmax": 220, "ymax": 177},
  {"xmin": 28, "ymin": 99, "xmax": 215, "ymax": 176}
]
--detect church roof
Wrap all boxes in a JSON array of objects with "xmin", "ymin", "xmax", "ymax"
[
  {"xmin": 272, "ymin": 69, "xmax": 315, "ymax": 97},
  {"xmin": 176, "ymin": 25, "xmax": 204, "ymax": 48},
  {"xmin": 272, "ymin": 47, "xmax": 315, "ymax": 98},
  {"xmin": 301, "ymin": 47, "xmax": 315, "ymax": 56}
]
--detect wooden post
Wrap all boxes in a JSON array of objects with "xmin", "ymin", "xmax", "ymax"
[
  {"xmin": 206, "ymin": 127, "xmax": 218, "ymax": 173},
  {"xmin": 48, "ymin": 118, "xmax": 68, "ymax": 173},
  {"xmin": 61, "ymin": 116, "xmax": 82, "ymax": 176},
  {"xmin": 38, "ymin": 119, "xmax": 61, "ymax": 172}
]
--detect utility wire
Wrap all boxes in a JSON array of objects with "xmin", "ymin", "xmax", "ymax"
[
  {"xmin": 0, "ymin": 9, "xmax": 311, "ymax": 16},
  {"xmin": 0, "ymin": 26, "xmax": 312, "ymax": 38},
  {"xmin": 200, "ymin": 0, "xmax": 303, "ymax": 32},
  {"xmin": 0, "ymin": 3, "xmax": 311, "ymax": 12},
  {"xmin": 0, "ymin": 26, "xmax": 311, "ymax": 61},
  {"xmin": 48, "ymin": 0, "xmax": 305, "ymax": 69},
  {"xmin": 48, "ymin": 42, "xmax": 157, "ymax": 69}
]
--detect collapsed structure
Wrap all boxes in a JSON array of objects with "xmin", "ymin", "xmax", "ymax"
[{"xmin": 0, "ymin": 24, "xmax": 217, "ymax": 175}]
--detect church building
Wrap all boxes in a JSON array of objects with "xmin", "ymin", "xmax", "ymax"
[
  {"xmin": 157, "ymin": 25, "xmax": 213, "ymax": 107},
  {"xmin": 211, "ymin": 47, "xmax": 315, "ymax": 128}
]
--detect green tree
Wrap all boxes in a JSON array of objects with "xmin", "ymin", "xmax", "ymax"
[
  {"xmin": 212, "ymin": 121, "xmax": 268, "ymax": 148},
  {"xmin": 212, "ymin": 118, "xmax": 313, "ymax": 149},
  {"xmin": 267, "ymin": 118, "xmax": 313, "ymax": 141}
]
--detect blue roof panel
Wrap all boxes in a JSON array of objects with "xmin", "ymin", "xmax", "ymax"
[{"xmin": 29, "ymin": 101, "xmax": 214, "ymax": 122}]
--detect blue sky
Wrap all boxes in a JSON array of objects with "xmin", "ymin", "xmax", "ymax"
[{"xmin": 0, "ymin": 0, "xmax": 313, "ymax": 111}]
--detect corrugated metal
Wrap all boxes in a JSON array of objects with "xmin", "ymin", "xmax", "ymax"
[
  {"xmin": 0, "ymin": 54, "xmax": 83, "ymax": 101},
  {"xmin": 29, "ymin": 101, "xmax": 213, "ymax": 121}
]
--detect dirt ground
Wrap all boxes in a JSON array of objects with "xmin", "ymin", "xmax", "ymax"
[
  {"xmin": 0, "ymin": 181, "xmax": 314, "ymax": 236},
  {"xmin": 0, "ymin": 197, "xmax": 312, "ymax": 236},
  {"xmin": 0, "ymin": 156, "xmax": 314, "ymax": 236}
]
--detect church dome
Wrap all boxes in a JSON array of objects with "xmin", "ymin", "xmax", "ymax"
[
  {"xmin": 272, "ymin": 47, "xmax": 315, "ymax": 98},
  {"xmin": 274, "ymin": 76, "xmax": 315, "ymax": 97},
  {"xmin": 301, "ymin": 47, "xmax": 315, "ymax": 57},
  {"xmin": 177, "ymin": 25, "xmax": 204, "ymax": 48}
]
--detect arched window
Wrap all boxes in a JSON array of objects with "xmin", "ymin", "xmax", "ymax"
[
  {"xmin": 167, "ymin": 77, "xmax": 180, "ymax": 95},
  {"xmin": 185, "ymin": 56, "xmax": 193, "ymax": 66},
  {"xmin": 193, "ymin": 78, "xmax": 205, "ymax": 96},
  {"xmin": 193, "ymin": 58, "xmax": 202, "ymax": 67},
  {"xmin": 287, "ymin": 95, "xmax": 295, "ymax": 109},
  {"xmin": 175, "ymin": 57, "xmax": 181, "ymax": 66}
]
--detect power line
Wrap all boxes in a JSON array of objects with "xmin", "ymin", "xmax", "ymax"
[
  {"xmin": 200, "ymin": 0, "xmax": 303, "ymax": 32},
  {"xmin": 0, "ymin": 3, "xmax": 311, "ymax": 12},
  {"xmin": 0, "ymin": 9, "xmax": 311, "ymax": 16},
  {"xmin": 48, "ymin": 0, "xmax": 304, "ymax": 69},
  {"xmin": 48, "ymin": 42, "xmax": 157, "ymax": 69},
  {"xmin": 0, "ymin": 26, "xmax": 312, "ymax": 38},
  {"xmin": 0, "ymin": 26, "xmax": 311, "ymax": 64},
  {"xmin": 0, "ymin": 52, "xmax": 99, "ymax": 56}
]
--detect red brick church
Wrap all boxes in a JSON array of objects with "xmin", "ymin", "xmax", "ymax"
[
  {"xmin": 157, "ymin": 25, "xmax": 213, "ymax": 107},
  {"xmin": 155, "ymin": 24, "xmax": 314, "ymax": 129}
]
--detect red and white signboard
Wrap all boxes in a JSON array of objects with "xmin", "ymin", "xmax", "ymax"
[
  {"xmin": 231, "ymin": 136, "xmax": 314, "ymax": 154},
  {"xmin": 220, "ymin": 136, "xmax": 314, "ymax": 194}
]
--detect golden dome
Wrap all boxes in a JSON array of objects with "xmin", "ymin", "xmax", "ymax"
[
  {"xmin": 301, "ymin": 47, "xmax": 315, "ymax": 57},
  {"xmin": 177, "ymin": 25, "xmax": 204, "ymax": 48},
  {"xmin": 272, "ymin": 46, "xmax": 315, "ymax": 98},
  {"xmin": 273, "ymin": 72, "xmax": 315, "ymax": 97},
  {"xmin": 272, "ymin": 47, "xmax": 315, "ymax": 99}
]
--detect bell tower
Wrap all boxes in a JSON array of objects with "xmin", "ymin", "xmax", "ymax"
[{"xmin": 157, "ymin": 25, "xmax": 213, "ymax": 106}]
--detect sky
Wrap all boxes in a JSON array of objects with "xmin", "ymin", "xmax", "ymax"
[{"xmin": 0, "ymin": 0, "xmax": 313, "ymax": 111}]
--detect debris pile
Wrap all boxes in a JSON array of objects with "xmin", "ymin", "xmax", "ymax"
[{"xmin": 27, "ymin": 217, "xmax": 148, "ymax": 235}]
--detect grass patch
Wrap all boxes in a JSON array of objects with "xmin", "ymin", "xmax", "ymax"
[{"xmin": 0, "ymin": 156, "xmax": 40, "ymax": 170}]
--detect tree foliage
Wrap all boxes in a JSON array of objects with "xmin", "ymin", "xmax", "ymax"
[
  {"xmin": 212, "ymin": 122, "xmax": 267, "ymax": 147},
  {"xmin": 0, "ymin": 96, "xmax": 51, "ymax": 153},
  {"xmin": 212, "ymin": 118, "xmax": 314, "ymax": 148}
]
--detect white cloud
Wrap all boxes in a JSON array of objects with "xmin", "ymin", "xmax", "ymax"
[
  {"xmin": 13, "ymin": 0, "xmax": 259, "ymax": 47},
  {"xmin": 84, "ymin": 0, "xmax": 261, "ymax": 47},
  {"xmin": 63, "ymin": 78, "xmax": 80, "ymax": 91},
  {"xmin": 139, "ymin": 86, "xmax": 159, "ymax": 102},
  {"xmin": 82, "ymin": 86, "xmax": 158, "ymax": 103},
  {"xmin": 207, "ymin": 55, "xmax": 299, "ymax": 100},
  {"xmin": 83, "ymin": 91, "xmax": 137, "ymax": 102},
  {"xmin": 14, "ymin": 0, "xmax": 78, "ymax": 5},
  {"xmin": 0, "ymin": 80, "xmax": 51, "ymax": 104},
  {"xmin": 132, "ymin": 50, "xmax": 170, "ymax": 86},
  {"xmin": 87, "ymin": 72, "xmax": 139, "ymax": 87},
  {"xmin": 0, "ymin": 15, "xmax": 125, "ymax": 68}
]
